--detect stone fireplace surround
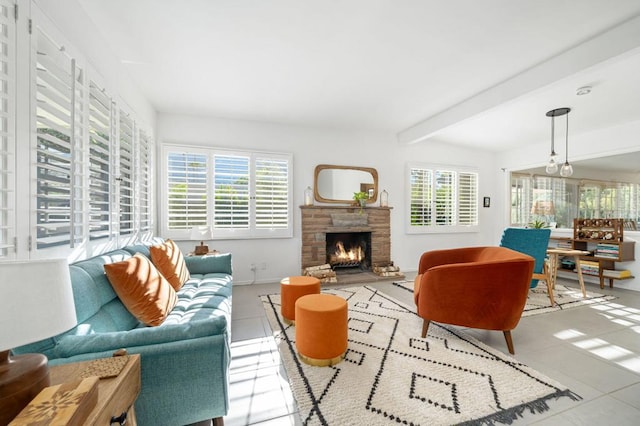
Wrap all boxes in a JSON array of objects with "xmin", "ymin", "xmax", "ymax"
[{"xmin": 300, "ymin": 206, "xmax": 392, "ymax": 271}]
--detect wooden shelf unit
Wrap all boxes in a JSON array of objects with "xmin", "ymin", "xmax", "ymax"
[{"xmin": 550, "ymin": 219, "xmax": 635, "ymax": 289}]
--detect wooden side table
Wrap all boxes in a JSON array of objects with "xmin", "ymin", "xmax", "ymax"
[
  {"xmin": 547, "ymin": 248, "xmax": 589, "ymax": 297},
  {"xmin": 48, "ymin": 354, "xmax": 141, "ymax": 425}
]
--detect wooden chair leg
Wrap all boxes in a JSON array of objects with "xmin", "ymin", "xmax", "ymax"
[
  {"xmin": 503, "ymin": 330, "xmax": 515, "ymax": 355},
  {"xmin": 421, "ymin": 319, "xmax": 430, "ymax": 338},
  {"xmin": 213, "ymin": 417, "xmax": 224, "ymax": 426}
]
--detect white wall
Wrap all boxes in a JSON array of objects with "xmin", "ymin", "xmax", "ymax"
[
  {"xmin": 157, "ymin": 113, "xmax": 500, "ymax": 284},
  {"xmin": 497, "ymin": 119, "xmax": 640, "ymax": 291}
]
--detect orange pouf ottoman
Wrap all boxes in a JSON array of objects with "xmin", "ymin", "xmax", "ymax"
[
  {"xmin": 295, "ymin": 293, "xmax": 348, "ymax": 366},
  {"xmin": 280, "ymin": 276, "xmax": 321, "ymax": 323}
]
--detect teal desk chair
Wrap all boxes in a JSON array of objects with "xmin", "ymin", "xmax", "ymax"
[{"xmin": 500, "ymin": 227, "xmax": 555, "ymax": 306}]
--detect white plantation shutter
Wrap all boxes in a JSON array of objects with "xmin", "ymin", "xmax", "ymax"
[
  {"xmin": 34, "ymin": 29, "xmax": 75, "ymax": 248},
  {"xmin": 161, "ymin": 146, "xmax": 292, "ymax": 239},
  {"xmin": 213, "ymin": 154, "xmax": 250, "ymax": 230},
  {"xmin": 88, "ymin": 81, "xmax": 112, "ymax": 239},
  {"xmin": 167, "ymin": 151, "xmax": 208, "ymax": 229},
  {"xmin": 458, "ymin": 171, "xmax": 478, "ymax": 225},
  {"xmin": 410, "ymin": 168, "xmax": 432, "ymax": 226},
  {"xmin": 510, "ymin": 173, "xmax": 533, "ymax": 226},
  {"xmin": 0, "ymin": 0, "xmax": 14, "ymax": 257},
  {"xmin": 119, "ymin": 111, "xmax": 134, "ymax": 235},
  {"xmin": 408, "ymin": 164, "xmax": 478, "ymax": 232},
  {"xmin": 138, "ymin": 130, "xmax": 152, "ymax": 232},
  {"xmin": 255, "ymin": 157, "xmax": 289, "ymax": 229},
  {"xmin": 434, "ymin": 170, "xmax": 454, "ymax": 225}
]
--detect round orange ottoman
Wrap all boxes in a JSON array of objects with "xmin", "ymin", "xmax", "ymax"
[
  {"xmin": 295, "ymin": 293, "xmax": 348, "ymax": 366},
  {"xmin": 280, "ymin": 276, "xmax": 321, "ymax": 323}
]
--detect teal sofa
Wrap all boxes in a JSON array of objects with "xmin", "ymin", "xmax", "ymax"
[{"xmin": 14, "ymin": 245, "xmax": 233, "ymax": 426}]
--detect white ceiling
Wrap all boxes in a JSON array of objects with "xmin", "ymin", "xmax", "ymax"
[{"xmin": 77, "ymin": 0, "xmax": 640, "ymax": 157}]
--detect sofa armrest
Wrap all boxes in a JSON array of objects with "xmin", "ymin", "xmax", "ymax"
[
  {"xmin": 54, "ymin": 316, "xmax": 228, "ymax": 358},
  {"xmin": 185, "ymin": 253, "xmax": 232, "ymax": 275}
]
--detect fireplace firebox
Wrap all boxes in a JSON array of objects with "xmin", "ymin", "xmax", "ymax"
[{"xmin": 326, "ymin": 232, "xmax": 372, "ymax": 270}]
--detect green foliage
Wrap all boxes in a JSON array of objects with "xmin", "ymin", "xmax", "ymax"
[
  {"xmin": 528, "ymin": 219, "xmax": 548, "ymax": 229},
  {"xmin": 353, "ymin": 191, "xmax": 368, "ymax": 201}
]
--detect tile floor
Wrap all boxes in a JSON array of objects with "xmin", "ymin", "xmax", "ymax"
[{"xmin": 224, "ymin": 276, "xmax": 640, "ymax": 425}]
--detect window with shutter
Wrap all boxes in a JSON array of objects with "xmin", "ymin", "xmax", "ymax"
[
  {"xmin": 408, "ymin": 164, "xmax": 478, "ymax": 232},
  {"xmin": 166, "ymin": 151, "xmax": 208, "ymax": 229},
  {"xmin": 138, "ymin": 129, "xmax": 152, "ymax": 232},
  {"xmin": 213, "ymin": 154, "xmax": 250, "ymax": 230},
  {"xmin": 0, "ymin": 0, "xmax": 15, "ymax": 258},
  {"xmin": 458, "ymin": 171, "xmax": 478, "ymax": 225},
  {"xmin": 162, "ymin": 145, "xmax": 292, "ymax": 239},
  {"xmin": 88, "ymin": 81, "xmax": 112, "ymax": 240},
  {"xmin": 119, "ymin": 111, "xmax": 134, "ymax": 235},
  {"xmin": 34, "ymin": 29, "xmax": 76, "ymax": 249},
  {"xmin": 255, "ymin": 157, "xmax": 289, "ymax": 230}
]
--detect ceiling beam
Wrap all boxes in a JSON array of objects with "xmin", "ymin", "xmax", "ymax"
[{"xmin": 397, "ymin": 14, "xmax": 640, "ymax": 145}]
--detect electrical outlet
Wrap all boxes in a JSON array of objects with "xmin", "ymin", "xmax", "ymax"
[
  {"xmin": 260, "ymin": 262, "xmax": 266, "ymax": 270},
  {"xmin": 250, "ymin": 263, "xmax": 256, "ymax": 271}
]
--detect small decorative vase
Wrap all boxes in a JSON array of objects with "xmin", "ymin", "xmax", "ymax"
[
  {"xmin": 380, "ymin": 189, "xmax": 388, "ymax": 207},
  {"xmin": 304, "ymin": 186, "xmax": 313, "ymax": 206}
]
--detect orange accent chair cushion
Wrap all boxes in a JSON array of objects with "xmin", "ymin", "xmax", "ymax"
[
  {"xmin": 280, "ymin": 276, "xmax": 321, "ymax": 321},
  {"xmin": 414, "ymin": 246, "xmax": 534, "ymax": 353},
  {"xmin": 295, "ymin": 294, "xmax": 348, "ymax": 361},
  {"xmin": 104, "ymin": 253, "xmax": 177, "ymax": 326},
  {"xmin": 150, "ymin": 239, "xmax": 190, "ymax": 291}
]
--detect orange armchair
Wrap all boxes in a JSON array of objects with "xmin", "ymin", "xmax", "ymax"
[{"xmin": 414, "ymin": 246, "xmax": 534, "ymax": 354}]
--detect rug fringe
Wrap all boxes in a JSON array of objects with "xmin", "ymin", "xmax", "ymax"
[{"xmin": 457, "ymin": 389, "xmax": 582, "ymax": 425}]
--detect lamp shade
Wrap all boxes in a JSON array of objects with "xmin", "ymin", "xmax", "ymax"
[
  {"xmin": 190, "ymin": 226, "xmax": 213, "ymax": 241},
  {"xmin": 0, "ymin": 259, "xmax": 77, "ymax": 351},
  {"xmin": 530, "ymin": 200, "xmax": 555, "ymax": 216}
]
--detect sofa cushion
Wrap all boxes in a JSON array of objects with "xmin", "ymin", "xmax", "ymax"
[
  {"xmin": 104, "ymin": 253, "xmax": 178, "ymax": 326},
  {"xmin": 185, "ymin": 252, "xmax": 233, "ymax": 275},
  {"xmin": 150, "ymin": 239, "xmax": 190, "ymax": 291}
]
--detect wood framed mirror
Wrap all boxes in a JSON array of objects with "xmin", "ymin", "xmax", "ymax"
[{"xmin": 313, "ymin": 164, "xmax": 378, "ymax": 204}]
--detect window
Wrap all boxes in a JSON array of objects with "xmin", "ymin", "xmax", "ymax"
[
  {"xmin": 162, "ymin": 145, "xmax": 292, "ymax": 239},
  {"xmin": 138, "ymin": 130, "xmax": 153, "ymax": 232},
  {"xmin": 0, "ymin": 0, "xmax": 15, "ymax": 258},
  {"xmin": 88, "ymin": 81, "xmax": 112, "ymax": 240},
  {"xmin": 510, "ymin": 173, "xmax": 640, "ymax": 228},
  {"xmin": 34, "ymin": 29, "xmax": 82, "ymax": 249},
  {"xmin": 118, "ymin": 111, "xmax": 134, "ymax": 235},
  {"xmin": 407, "ymin": 164, "xmax": 478, "ymax": 233}
]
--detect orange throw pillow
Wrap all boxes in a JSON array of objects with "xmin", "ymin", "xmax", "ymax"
[
  {"xmin": 104, "ymin": 253, "xmax": 177, "ymax": 326},
  {"xmin": 149, "ymin": 239, "xmax": 190, "ymax": 291}
]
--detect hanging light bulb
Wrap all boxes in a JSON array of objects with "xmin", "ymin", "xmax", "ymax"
[
  {"xmin": 545, "ymin": 113, "xmax": 558, "ymax": 174},
  {"xmin": 559, "ymin": 108, "xmax": 573, "ymax": 177},
  {"xmin": 546, "ymin": 107, "xmax": 572, "ymax": 176}
]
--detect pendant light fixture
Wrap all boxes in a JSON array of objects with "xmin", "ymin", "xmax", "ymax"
[
  {"xmin": 545, "ymin": 107, "xmax": 572, "ymax": 177},
  {"xmin": 545, "ymin": 111, "xmax": 558, "ymax": 174}
]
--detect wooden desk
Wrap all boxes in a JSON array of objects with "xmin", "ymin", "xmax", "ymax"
[
  {"xmin": 547, "ymin": 248, "xmax": 589, "ymax": 297},
  {"xmin": 48, "ymin": 355, "xmax": 141, "ymax": 425}
]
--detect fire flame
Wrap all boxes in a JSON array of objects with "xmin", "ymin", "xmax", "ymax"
[{"xmin": 332, "ymin": 241, "xmax": 364, "ymax": 263}]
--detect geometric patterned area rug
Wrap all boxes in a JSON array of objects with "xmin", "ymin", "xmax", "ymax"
[
  {"xmin": 392, "ymin": 280, "xmax": 617, "ymax": 317},
  {"xmin": 261, "ymin": 286, "xmax": 581, "ymax": 425}
]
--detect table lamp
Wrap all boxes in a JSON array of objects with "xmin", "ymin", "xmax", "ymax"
[
  {"xmin": 0, "ymin": 259, "xmax": 77, "ymax": 424},
  {"xmin": 190, "ymin": 226, "xmax": 213, "ymax": 255}
]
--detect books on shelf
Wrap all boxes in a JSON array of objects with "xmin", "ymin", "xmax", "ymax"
[
  {"xmin": 595, "ymin": 243, "xmax": 620, "ymax": 258},
  {"xmin": 602, "ymin": 269, "xmax": 632, "ymax": 279},
  {"xmin": 580, "ymin": 260, "xmax": 600, "ymax": 276}
]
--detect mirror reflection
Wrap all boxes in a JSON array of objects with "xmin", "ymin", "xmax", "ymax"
[{"xmin": 314, "ymin": 164, "xmax": 378, "ymax": 204}]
